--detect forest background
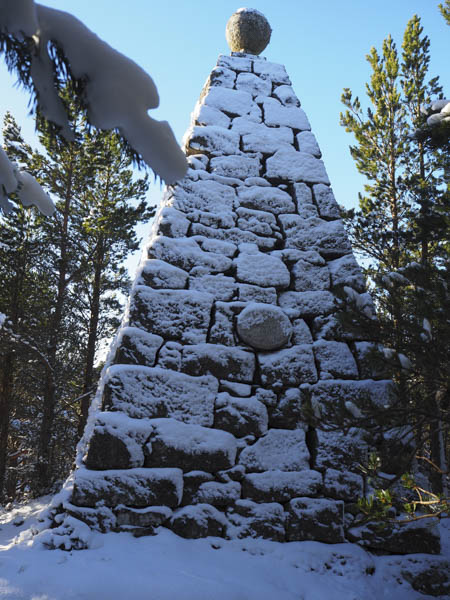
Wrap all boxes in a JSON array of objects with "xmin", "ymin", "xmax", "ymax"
[{"xmin": 0, "ymin": 0, "xmax": 449, "ymax": 512}]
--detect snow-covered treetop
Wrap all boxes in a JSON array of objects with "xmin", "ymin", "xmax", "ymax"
[{"xmin": 0, "ymin": 1, "xmax": 187, "ymax": 184}]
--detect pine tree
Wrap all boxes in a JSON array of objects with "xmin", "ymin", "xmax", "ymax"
[
  {"xmin": 0, "ymin": 104, "xmax": 153, "ymax": 499},
  {"xmin": 340, "ymin": 15, "xmax": 449, "ymax": 495}
]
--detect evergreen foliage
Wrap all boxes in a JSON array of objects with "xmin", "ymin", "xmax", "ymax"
[
  {"xmin": 0, "ymin": 102, "xmax": 154, "ymax": 501},
  {"xmin": 340, "ymin": 15, "xmax": 449, "ymax": 505}
]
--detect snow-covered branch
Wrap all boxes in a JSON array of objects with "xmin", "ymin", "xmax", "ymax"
[{"xmin": 0, "ymin": 1, "xmax": 187, "ymax": 183}]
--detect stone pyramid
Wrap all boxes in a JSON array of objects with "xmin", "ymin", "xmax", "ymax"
[{"xmin": 41, "ymin": 10, "xmax": 440, "ymax": 554}]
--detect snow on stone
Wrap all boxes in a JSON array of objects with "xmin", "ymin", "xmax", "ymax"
[
  {"xmin": 215, "ymin": 392, "xmax": 268, "ymax": 437},
  {"xmin": 208, "ymin": 66, "xmax": 236, "ymax": 88},
  {"xmin": 114, "ymin": 326, "xmax": 164, "ymax": 367},
  {"xmin": 273, "ymin": 85, "xmax": 300, "ymax": 107},
  {"xmin": 217, "ymin": 53, "xmax": 253, "ymax": 72},
  {"xmin": 266, "ymin": 148, "xmax": 330, "ymax": 184},
  {"xmin": 263, "ymin": 97, "xmax": 310, "ymax": 130},
  {"xmin": 145, "ymin": 418, "xmax": 237, "ymax": 472},
  {"xmin": 313, "ymin": 340, "xmax": 359, "ymax": 379},
  {"xmin": 187, "ymin": 125, "xmax": 240, "ymax": 155},
  {"xmin": 239, "ymin": 429, "xmax": 310, "ymax": 472},
  {"xmin": 210, "ymin": 154, "xmax": 261, "ymax": 179},
  {"xmin": 292, "ymin": 319, "xmax": 313, "ymax": 344},
  {"xmin": 103, "ymin": 364, "xmax": 217, "ymax": 424},
  {"xmin": 280, "ymin": 215, "xmax": 351, "ymax": 256},
  {"xmin": 235, "ymin": 72, "xmax": 272, "ymax": 97},
  {"xmin": 236, "ymin": 206, "xmax": 278, "ymax": 236},
  {"xmin": 189, "ymin": 272, "xmax": 236, "ymax": 301},
  {"xmin": 243, "ymin": 470, "xmax": 322, "ymax": 502},
  {"xmin": 238, "ymin": 185, "xmax": 295, "ymax": 214},
  {"xmin": 194, "ymin": 103, "xmax": 231, "ymax": 128},
  {"xmin": 279, "ymin": 290, "xmax": 336, "ymax": 318},
  {"xmin": 253, "ymin": 60, "xmax": 291, "ymax": 84},
  {"xmin": 72, "ymin": 466, "xmax": 183, "ymax": 508},
  {"xmin": 193, "ymin": 236, "xmax": 237, "ymax": 257},
  {"xmin": 237, "ymin": 283, "xmax": 277, "ymax": 304},
  {"xmin": 312, "ymin": 184, "xmax": 340, "ymax": 219},
  {"xmin": 148, "ymin": 236, "xmax": 232, "ymax": 273},
  {"xmin": 241, "ymin": 123, "xmax": 294, "ymax": 153},
  {"xmin": 292, "ymin": 259, "xmax": 330, "ymax": 291},
  {"xmin": 328, "ymin": 254, "xmax": 365, "ymax": 291},
  {"xmin": 158, "ymin": 206, "xmax": 190, "ymax": 237},
  {"xmin": 31, "ymin": 5, "xmax": 186, "ymax": 183},
  {"xmin": 130, "ymin": 286, "xmax": 214, "ymax": 344},
  {"xmin": 170, "ymin": 177, "xmax": 237, "ymax": 215},
  {"xmin": 297, "ymin": 131, "xmax": 321, "ymax": 157},
  {"xmin": 234, "ymin": 249, "xmax": 290, "ymax": 288},
  {"xmin": 205, "ymin": 86, "xmax": 254, "ymax": 116},
  {"xmin": 181, "ymin": 343, "xmax": 256, "ymax": 383},
  {"xmin": 259, "ymin": 345, "xmax": 318, "ymax": 388},
  {"xmin": 137, "ymin": 259, "xmax": 189, "ymax": 289}
]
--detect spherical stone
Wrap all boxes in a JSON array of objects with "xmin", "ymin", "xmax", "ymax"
[
  {"xmin": 225, "ymin": 8, "xmax": 272, "ymax": 55},
  {"xmin": 236, "ymin": 303, "xmax": 292, "ymax": 350}
]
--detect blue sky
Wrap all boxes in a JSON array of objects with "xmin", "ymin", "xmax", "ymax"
[{"xmin": 1, "ymin": 1, "xmax": 448, "ymax": 256}]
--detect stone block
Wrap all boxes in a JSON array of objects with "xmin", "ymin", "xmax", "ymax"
[
  {"xmin": 219, "ymin": 380, "xmax": 252, "ymax": 397},
  {"xmin": 287, "ymin": 497, "xmax": 344, "ymax": 543},
  {"xmin": 328, "ymin": 254, "xmax": 365, "ymax": 292},
  {"xmin": 259, "ymin": 345, "xmax": 318, "ymax": 388},
  {"xmin": 280, "ymin": 214, "xmax": 352, "ymax": 258},
  {"xmin": 323, "ymin": 468, "xmax": 363, "ymax": 501},
  {"xmin": 237, "ymin": 284, "xmax": 277, "ymax": 304},
  {"xmin": 156, "ymin": 206, "xmax": 190, "ymax": 238},
  {"xmin": 156, "ymin": 341, "xmax": 182, "ymax": 371},
  {"xmin": 236, "ymin": 206, "xmax": 278, "ymax": 237},
  {"xmin": 228, "ymin": 499, "xmax": 286, "ymax": 541},
  {"xmin": 217, "ymin": 53, "xmax": 253, "ymax": 72},
  {"xmin": 102, "ymin": 365, "xmax": 217, "ymax": 425},
  {"xmin": 189, "ymin": 273, "xmax": 236, "ymax": 302},
  {"xmin": 266, "ymin": 149, "xmax": 329, "ymax": 184},
  {"xmin": 187, "ymin": 125, "xmax": 240, "ymax": 155},
  {"xmin": 182, "ymin": 471, "xmax": 214, "ymax": 505},
  {"xmin": 194, "ymin": 104, "xmax": 231, "ymax": 128},
  {"xmin": 171, "ymin": 178, "xmax": 237, "ymax": 216},
  {"xmin": 239, "ymin": 429, "xmax": 310, "ymax": 472},
  {"xmin": 181, "ymin": 343, "xmax": 255, "ymax": 382},
  {"xmin": 113, "ymin": 327, "xmax": 164, "ymax": 367},
  {"xmin": 292, "ymin": 259, "xmax": 330, "ymax": 291},
  {"xmin": 130, "ymin": 287, "xmax": 213, "ymax": 345},
  {"xmin": 242, "ymin": 124, "xmax": 294, "ymax": 153},
  {"xmin": 238, "ymin": 185, "xmax": 295, "ymax": 214},
  {"xmin": 315, "ymin": 429, "xmax": 370, "ymax": 473},
  {"xmin": 313, "ymin": 340, "xmax": 359, "ymax": 379},
  {"xmin": 205, "ymin": 86, "xmax": 254, "ymax": 116},
  {"xmin": 194, "ymin": 481, "xmax": 241, "ymax": 506},
  {"xmin": 171, "ymin": 504, "xmax": 228, "ymax": 539},
  {"xmin": 214, "ymin": 392, "xmax": 268, "ymax": 437},
  {"xmin": 242, "ymin": 470, "xmax": 322, "ymax": 503},
  {"xmin": 235, "ymin": 72, "xmax": 271, "ymax": 97},
  {"xmin": 348, "ymin": 520, "xmax": 441, "ymax": 555},
  {"xmin": 279, "ymin": 290, "xmax": 336, "ymax": 319},
  {"xmin": 210, "ymin": 154, "xmax": 260, "ymax": 179},
  {"xmin": 137, "ymin": 259, "xmax": 188, "ymax": 290},
  {"xmin": 296, "ymin": 131, "xmax": 321, "ymax": 157},
  {"xmin": 115, "ymin": 506, "xmax": 172, "ymax": 528},
  {"xmin": 272, "ymin": 84, "xmax": 299, "ymax": 106},
  {"xmin": 270, "ymin": 387, "xmax": 309, "ymax": 429},
  {"xmin": 263, "ymin": 98, "xmax": 310, "ymax": 130},
  {"xmin": 72, "ymin": 467, "xmax": 183, "ymax": 508},
  {"xmin": 253, "ymin": 59, "xmax": 290, "ymax": 84},
  {"xmin": 291, "ymin": 319, "xmax": 313, "ymax": 344},
  {"xmin": 236, "ymin": 303, "xmax": 292, "ymax": 350},
  {"xmin": 145, "ymin": 418, "xmax": 237, "ymax": 473},
  {"xmin": 312, "ymin": 184, "xmax": 340, "ymax": 219},
  {"xmin": 149, "ymin": 235, "xmax": 233, "ymax": 273},
  {"xmin": 234, "ymin": 250, "xmax": 290, "ymax": 288}
]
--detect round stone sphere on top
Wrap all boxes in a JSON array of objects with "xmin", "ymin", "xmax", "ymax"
[{"xmin": 225, "ymin": 8, "xmax": 272, "ymax": 55}]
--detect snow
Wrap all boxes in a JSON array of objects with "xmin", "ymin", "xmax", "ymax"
[
  {"xmin": 238, "ymin": 185, "xmax": 295, "ymax": 214},
  {"xmin": 26, "ymin": 5, "xmax": 186, "ymax": 183},
  {"xmin": 263, "ymin": 97, "xmax": 311, "ymax": 130},
  {"xmin": 235, "ymin": 72, "xmax": 272, "ymax": 97},
  {"xmin": 0, "ymin": 147, "xmax": 55, "ymax": 215},
  {"xmin": 194, "ymin": 103, "xmax": 231, "ymax": 128},
  {"xmin": 210, "ymin": 154, "xmax": 261, "ymax": 179},
  {"xmin": 297, "ymin": 131, "xmax": 321, "ymax": 157},
  {"xmin": 234, "ymin": 250, "xmax": 290, "ymax": 288},
  {"xmin": 205, "ymin": 87, "xmax": 254, "ymax": 116},
  {"xmin": 239, "ymin": 429, "xmax": 310, "ymax": 472},
  {"xmin": 1, "ymin": 498, "xmax": 448, "ymax": 600},
  {"xmin": 266, "ymin": 148, "xmax": 330, "ymax": 184}
]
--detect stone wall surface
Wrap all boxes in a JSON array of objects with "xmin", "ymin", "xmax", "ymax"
[{"xmin": 45, "ymin": 52, "xmax": 440, "ymax": 554}]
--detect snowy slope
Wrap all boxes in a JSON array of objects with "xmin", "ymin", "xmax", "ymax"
[{"xmin": 0, "ymin": 497, "xmax": 448, "ymax": 600}]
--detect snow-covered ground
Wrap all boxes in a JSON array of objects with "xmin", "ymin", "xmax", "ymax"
[{"xmin": 0, "ymin": 497, "xmax": 448, "ymax": 599}]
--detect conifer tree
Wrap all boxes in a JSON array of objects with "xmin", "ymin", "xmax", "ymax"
[{"xmin": 340, "ymin": 15, "xmax": 449, "ymax": 495}]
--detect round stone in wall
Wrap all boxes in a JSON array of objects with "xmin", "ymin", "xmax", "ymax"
[
  {"xmin": 237, "ymin": 303, "xmax": 292, "ymax": 351},
  {"xmin": 225, "ymin": 8, "xmax": 272, "ymax": 56}
]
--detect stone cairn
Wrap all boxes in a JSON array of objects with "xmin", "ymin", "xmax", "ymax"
[{"xmin": 42, "ymin": 9, "xmax": 441, "ymax": 554}]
